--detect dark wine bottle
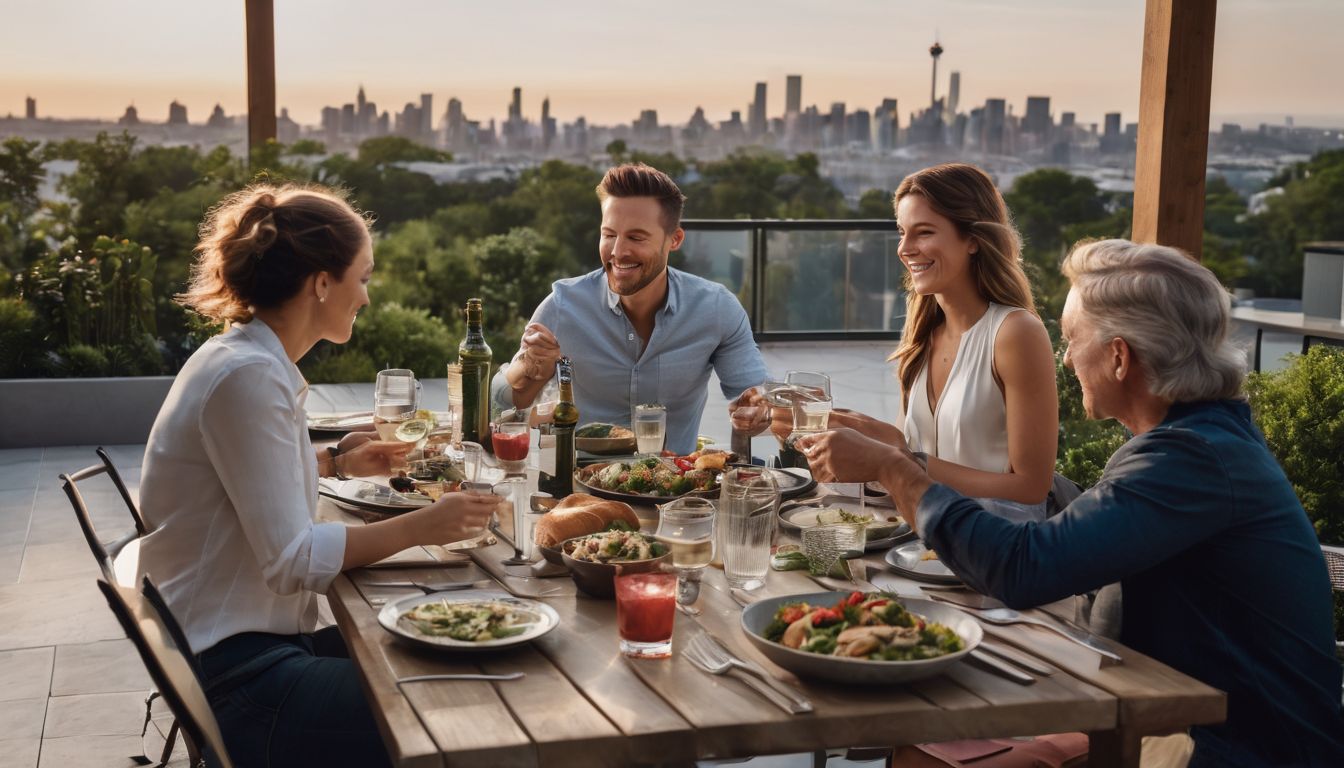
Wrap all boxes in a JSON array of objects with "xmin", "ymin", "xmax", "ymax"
[
  {"xmin": 458, "ymin": 298, "xmax": 492, "ymax": 447},
  {"xmin": 539, "ymin": 357, "xmax": 578, "ymax": 499}
]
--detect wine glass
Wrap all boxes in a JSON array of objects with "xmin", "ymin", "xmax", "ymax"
[
  {"xmin": 654, "ymin": 497, "xmax": 716, "ymax": 610},
  {"xmin": 374, "ymin": 368, "xmax": 418, "ymax": 441}
]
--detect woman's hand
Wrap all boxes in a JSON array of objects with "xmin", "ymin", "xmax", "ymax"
[
  {"xmin": 828, "ymin": 409, "xmax": 908, "ymax": 449},
  {"xmin": 406, "ymin": 492, "xmax": 499, "ymax": 545},
  {"xmin": 336, "ymin": 429, "xmax": 379, "ymax": 454},
  {"xmin": 337, "ymin": 440, "xmax": 414, "ymax": 477}
]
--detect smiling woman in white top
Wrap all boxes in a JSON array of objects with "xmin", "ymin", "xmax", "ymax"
[
  {"xmin": 136, "ymin": 183, "xmax": 498, "ymax": 768},
  {"xmin": 815, "ymin": 163, "xmax": 1058, "ymax": 521}
]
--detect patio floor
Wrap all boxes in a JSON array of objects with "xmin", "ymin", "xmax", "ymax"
[{"xmin": 0, "ymin": 342, "xmax": 901, "ymax": 767}]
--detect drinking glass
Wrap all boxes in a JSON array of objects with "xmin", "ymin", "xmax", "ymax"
[
  {"xmin": 493, "ymin": 477, "xmax": 531, "ymax": 564},
  {"xmin": 785, "ymin": 370, "xmax": 831, "ymax": 398},
  {"xmin": 801, "ymin": 523, "xmax": 866, "ymax": 577},
  {"xmin": 615, "ymin": 567, "xmax": 676, "ymax": 659},
  {"xmin": 445, "ymin": 363, "xmax": 464, "ymax": 444},
  {"xmin": 375, "ymin": 369, "xmax": 419, "ymax": 438},
  {"xmin": 654, "ymin": 497, "xmax": 716, "ymax": 606},
  {"xmin": 459, "ymin": 442, "xmax": 484, "ymax": 486},
  {"xmin": 634, "ymin": 403, "xmax": 667, "ymax": 456},
  {"xmin": 491, "ymin": 422, "xmax": 530, "ymax": 475},
  {"xmin": 718, "ymin": 467, "xmax": 780, "ymax": 590}
]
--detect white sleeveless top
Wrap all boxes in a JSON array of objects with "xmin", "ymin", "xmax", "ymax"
[{"xmin": 904, "ymin": 303, "xmax": 1022, "ymax": 474}]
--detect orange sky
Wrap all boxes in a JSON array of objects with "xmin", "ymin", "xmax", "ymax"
[{"xmin": 4, "ymin": 0, "xmax": 1341, "ymax": 128}]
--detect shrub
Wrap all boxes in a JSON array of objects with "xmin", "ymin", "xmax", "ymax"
[
  {"xmin": 1054, "ymin": 341, "xmax": 1129, "ymax": 489},
  {"xmin": 302, "ymin": 302, "xmax": 457, "ymax": 383},
  {"xmin": 0, "ymin": 297, "xmax": 41, "ymax": 377}
]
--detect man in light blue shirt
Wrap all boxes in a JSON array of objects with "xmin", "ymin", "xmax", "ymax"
[{"xmin": 493, "ymin": 163, "xmax": 767, "ymax": 454}]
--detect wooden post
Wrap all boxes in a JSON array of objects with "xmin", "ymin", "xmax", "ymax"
[
  {"xmin": 1131, "ymin": 0, "xmax": 1218, "ymax": 260},
  {"xmin": 245, "ymin": 0, "xmax": 277, "ymax": 159}
]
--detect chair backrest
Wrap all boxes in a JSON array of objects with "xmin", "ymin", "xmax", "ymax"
[
  {"xmin": 61, "ymin": 447, "xmax": 148, "ymax": 584},
  {"xmin": 1323, "ymin": 544, "xmax": 1344, "ymax": 593},
  {"xmin": 98, "ymin": 577, "xmax": 234, "ymax": 768}
]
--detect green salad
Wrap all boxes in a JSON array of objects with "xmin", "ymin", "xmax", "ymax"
[
  {"xmin": 401, "ymin": 600, "xmax": 535, "ymax": 642},
  {"xmin": 764, "ymin": 592, "xmax": 963, "ymax": 661}
]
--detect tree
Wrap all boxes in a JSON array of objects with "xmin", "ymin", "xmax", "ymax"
[
  {"xmin": 1241, "ymin": 149, "xmax": 1344, "ymax": 297},
  {"xmin": 356, "ymin": 136, "xmax": 451, "ymax": 165},
  {"xmin": 1004, "ymin": 169, "xmax": 1116, "ymax": 317},
  {"xmin": 856, "ymin": 188, "xmax": 894, "ymax": 219}
]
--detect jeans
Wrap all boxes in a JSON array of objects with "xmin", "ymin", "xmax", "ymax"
[{"xmin": 198, "ymin": 627, "xmax": 392, "ymax": 768}]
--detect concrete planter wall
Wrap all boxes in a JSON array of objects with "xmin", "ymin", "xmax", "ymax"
[{"xmin": 0, "ymin": 376, "xmax": 174, "ymax": 448}]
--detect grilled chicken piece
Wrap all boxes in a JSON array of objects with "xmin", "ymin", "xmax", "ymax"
[{"xmin": 781, "ymin": 613, "xmax": 817, "ymax": 649}]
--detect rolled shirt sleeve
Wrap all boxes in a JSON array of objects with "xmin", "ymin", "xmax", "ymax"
[
  {"xmin": 711, "ymin": 285, "xmax": 768, "ymax": 399},
  {"xmin": 198, "ymin": 362, "xmax": 346, "ymax": 596}
]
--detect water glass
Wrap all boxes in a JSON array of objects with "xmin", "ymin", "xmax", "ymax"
[
  {"xmin": 634, "ymin": 403, "xmax": 667, "ymax": 456},
  {"xmin": 718, "ymin": 467, "xmax": 779, "ymax": 591},
  {"xmin": 458, "ymin": 442, "xmax": 484, "ymax": 486},
  {"xmin": 615, "ymin": 567, "xmax": 676, "ymax": 659},
  {"xmin": 785, "ymin": 370, "xmax": 831, "ymax": 398},
  {"xmin": 375, "ymin": 368, "xmax": 419, "ymax": 440},
  {"xmin": 801, "ymin": 523, "xmax": 866, "ymax": 577},
  {"xmin": 492, "ymin": 422, "xmax": 530, "ymax": 475},
  {"xmin": 654, "ymin": 497, "xmax": 716, "ymax": 606},
  {"xmin": 493, "ymin": 477, "xmax": 531, "ymax": 564}
]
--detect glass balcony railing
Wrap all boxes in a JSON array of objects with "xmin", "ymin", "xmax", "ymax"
[{"xmin": 679, "ymin": 220, "xmax": 905, "ymax": 340}]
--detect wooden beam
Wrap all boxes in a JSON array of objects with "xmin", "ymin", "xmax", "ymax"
[
  {"xmin": 245, "ymin": 0, "xmax": 277, "ymax": 158},
  {"xmin": 1132, "ymin": 0, "xmax": 1218, "ymax": 260}
]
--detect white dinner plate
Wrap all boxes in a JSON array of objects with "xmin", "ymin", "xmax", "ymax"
[
  {"xmin": 306, "ymin": 411, "xmax": 374, "ymax": 433},
  {"xmin": 377, "ymin": 590, "xmax": 560, "ymax": 651},
  {"xmin": 778, "ymin": 495, "xmax": 910, "ymax": 551},
  {"xmin": 318, "ymin": 478, "xmax": 433, "ymax": 514},
  {"xmin": 884, "ymin": 540, "xmax": 963, "ymax": 584}
]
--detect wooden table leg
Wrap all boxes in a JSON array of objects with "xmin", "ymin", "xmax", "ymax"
[{"xmin": 1088, "ymin": 729, "xmax": 1142, "ymax": 768}]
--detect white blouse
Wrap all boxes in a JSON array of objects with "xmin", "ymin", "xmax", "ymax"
[
  {"xmin": 904, "ymin": 302, "xmax": 1021, "ymax": 474},
  {"xmin": 137, "ymin": 319, "xmax": 346, "ymax": 654}
]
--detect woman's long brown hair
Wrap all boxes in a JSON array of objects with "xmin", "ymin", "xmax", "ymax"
[{"xmin": 889, "ymin": 163, "xmax": 1037, "ymax": 409}]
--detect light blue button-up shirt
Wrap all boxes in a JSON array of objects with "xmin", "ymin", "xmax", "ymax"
[{"xmin": 492, "ymin": 267, "xmax": 768, "ymax": 454}]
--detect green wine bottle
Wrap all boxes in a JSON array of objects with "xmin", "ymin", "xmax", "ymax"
[
  {"xmin": 539, "ymin": 357, "xmax": 578, "ymax": 499},
  {"xmin": 458, "ymin": 298, "xmax": 492, "ymax": 447}
]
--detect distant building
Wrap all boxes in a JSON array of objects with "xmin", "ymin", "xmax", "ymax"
[
  {"xmin": 983, "ymin": 98, "xmax": 1007, "ymax": 155},
  {"xmin": 1023, "ymin": 96, "xmax": 1051, "ymax": 139},
  {"xmin": 277, "ymin": 108, "xmax": 299, "ymax": 144},
  {"xmin": 541, "ymin": 97, "xmax": 557, "ymax": 152},
  {"xmin": 25, "ymin": 96, "xmax": 35, "ymax": 120},
  {"xmin": 167, "ymin": 100, "xmax": 188, "ymax": 125},
  {"xmin": 420, "ymin": 94, "xmax": 433, "ymax": 139},
  {"xmin": 848, "ymin": 109, "xmax": 872, "ymax": 149},
  {"xmin": 947, "ymin": 72, "xmax": 960, "ymax": 117},
  {"xmin": 749, "ymin": 82, "xmax": 767, "ymax": 138},
  {"xmin": 1061, "ymin": 112, "xmax": 1076, "ymax": 129},
  {"xmin": 786, "ymin": 75, "xmax": 802, "ymax": 115},
  {"xmin": 206, "ymin": 103, "xmax": 231, "ymax": 129},
  {"xmin": 826, "ymin": 102, "xmax": 846, "ymax": 147},
  {"xmin": 119, "ymin": 105, "xmax": 140, "ymax": 126},
  {"xmin": 1102, "ymin": 112, "xmax": 1122, "ymax": 153},
  {"xmin": 875, "ymin": 98, "xmax": 899, "ymax": 151}
]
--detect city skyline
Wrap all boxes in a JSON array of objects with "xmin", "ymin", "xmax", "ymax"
[{"xmin": 3, "ymin": 0, "xmax": 1342, "ymax": 128}]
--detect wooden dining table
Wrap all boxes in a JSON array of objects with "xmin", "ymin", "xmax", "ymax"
[{"xmin": 320, "ymin": 472, "xmax": 1225, "ymax": 768}]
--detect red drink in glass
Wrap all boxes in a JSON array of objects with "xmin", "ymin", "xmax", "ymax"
[
  {"xmin": 491, "ymin": 422, "xmax": 530, "ymax": 474},
  {"xmin": 615, "ymin": 570, "xmax": 676, "ymax": 658}
]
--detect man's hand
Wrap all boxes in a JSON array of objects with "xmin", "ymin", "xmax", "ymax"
[
  {"xmin": 728, "ymin": 386, "xmax": 771, "ymax": 436},
  {"xmin": 828, "ymin": 409, "xmax": 907, "ymax": 449},
  {"xmin": 338, "ymin": 440, "xmax": 414, "ymax": 478},
  {"xmin": 795, "ymin": 428, "xmax": 931, "ymax": 527},
  {"xmin": 336, "ymin": 429, "xmax": 379, "ymax": 454},
  {"xmin": 518, "ymin": 322, "xmax": 561, "ymax": 381}
]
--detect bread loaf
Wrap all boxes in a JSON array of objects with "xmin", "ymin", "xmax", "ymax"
[{"xmin": 534, "ymin": 494, "xmax": 641, "ymax": 547}]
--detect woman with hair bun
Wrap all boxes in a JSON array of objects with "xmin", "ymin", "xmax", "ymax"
[{"xmin": 137, "ymin": 183, "xmax": 498, "ymax": 767}]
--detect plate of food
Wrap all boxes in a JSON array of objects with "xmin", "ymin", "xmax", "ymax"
[
  {"xmin": 377, "ymin": 590, "xmax": 559, "ymax": 650},
  {"xmin": 884, "ymin": 540, "xmax": 962, "ymax": 584},
  {"xmin": 575, "ymin": 452, "xmax": 815, "ymax": 504},
  {"xmin": 575, "ymin": 423, "xmax": 638, "ymax": 455},
  {"xmin": 306, "ymin": 411, "xmax": 374, "ymax": 434},
  {"xmin": 318, "ymin": 478, "xmax": 434, "ymax": 514},
  {"xmin": 532, "ymin": 493, "xmax": 643, "ymax": 566},
  {"xmin": 740, "ymin": 591, "xmax": 980, "ymax": 684},
  {"xmin": 777, "ymin": 496, "xmax": 911, "ymax": 551}
]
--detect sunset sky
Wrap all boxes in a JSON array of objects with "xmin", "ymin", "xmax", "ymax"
[{"xmin": 4, "ymin": 0, "xmax": 1342, "ymax": 128}]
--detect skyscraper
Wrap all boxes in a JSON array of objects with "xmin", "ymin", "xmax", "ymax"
[
  {"xmin": 1023, "ymin": 96, "xmax": 1051, "ymax": 138},
  {"xmin": 541, "ymin": 97, "xmax": 557, "ymax": 151},
  {"xmin": 167, "ymin": 100, "xmax": 188, "ymax": 125},
  {"xmin": 420, "ymin": 94, "xmax": 433, "ymax": 138},
  {"xmin": 1103, "ymin": 112, "xmax": 1122, "ymax": 153},
  {"xmin": 948, "ymin": 72, "xmax": 960, "ymax": 116},
  {"xmin": 749, "ymin": 82, "xmax": 767, "ymax": 138},
  {"xmin": 786, "ymin": 75, "xmax": 802, "ymax": 115},
  {"xmin": 983, "ymin": 98, "xmax": 1007, "ymax": 155},
  {"xmin": 875, "ymin": 98, "xmax": 899, "ymax": 151},
  {"xmin": 25, "ymin": 96, "xmax": 35, "ymax": 120},
  {"xmin": 928, "ymin": 40, "xmax": 944, "ymax": 110}
]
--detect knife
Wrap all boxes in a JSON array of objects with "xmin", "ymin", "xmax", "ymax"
[{"xmin": 968, "ymin": 649, "xmax": 1035, "ymax": 685}]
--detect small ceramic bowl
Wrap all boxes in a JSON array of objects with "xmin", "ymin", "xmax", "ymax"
[{"xmin": 559, "ymin": 534, "xmax": 672, "ymax": 598}]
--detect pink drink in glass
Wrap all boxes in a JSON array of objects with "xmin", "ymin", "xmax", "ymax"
[{"xmin": 615, "ymin": 570, "xmax": 676, "ymax": 658}]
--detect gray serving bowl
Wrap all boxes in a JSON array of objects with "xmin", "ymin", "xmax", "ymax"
[
  {"xmin": 559, "ymin": 534, "xmax": 672, "ymax": 598},
  {"xmin": 739, "ymin": 592, "xmax": 981, "ymax": 685}
]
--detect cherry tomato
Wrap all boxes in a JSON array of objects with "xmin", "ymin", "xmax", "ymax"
[
  {"xmin": 812, "ymin": 608, "xmax": 843, "ymax": 626},
  {"xmin": 844, "ymin": 591, "xmax": 866, "ymax": 607},
  {"xmin": 779, "ymin": 606, "xmax": 807, "ymax": 625},
  {"xmin": 674, "ymin": 457, "xmax": 695, "ymax": 473}
]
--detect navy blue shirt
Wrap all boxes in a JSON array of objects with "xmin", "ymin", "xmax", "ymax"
[
  {"xmin": 492, "ymin": 267, "xmax": 768, "ymax": 454},
  {"xmin": 918, "ymin": 400, "xmax": 1344, "ymax": 766}
]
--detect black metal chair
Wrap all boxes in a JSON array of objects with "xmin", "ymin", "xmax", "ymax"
[
  {"xmin": 99, "ymin": 576, "xmax": 235, "ymax": 768},
  {"xmin": 60, "ymin": 446, "xmax": 149, "ymax": 584}
]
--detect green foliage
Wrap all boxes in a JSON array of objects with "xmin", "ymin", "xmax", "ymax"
[
  {"xmin": 0, "ymin": 297, "xmax": 40, "ymax": 377},
  {"xmin": 1240, "ymin": 149, "xmax": 1344, "ymax": 296},
  {"xmin": 286, "ymin": 139, "xmax": 328, "ymax": 156},
  {"xmin": 356, "ymin": 136, "xmax": 452, "ymax": 165},
  {"xmin": 20, "ymin": 235, "xmax": 158, "ymax": 347},
  {"xmin": 302, "ymin": 302, "xmax": 459, "ymax": 384},
  {"xmin": 682, "ymin": 150, "xmax": 848, "ymax": 219},
  {"xmin": 856, "ymin": 188, "xmax": 893, "ymax": 219},
  {"xmin": 1054, "ymin": 348, "xmax": 1129, "ymax": 489},
  {"xmin": 1247, "ymin": 346, "xmax": 1344, "ymax": 543},
  {"xmin": 0, "ymin": 137, "xmax": 45, "ymax": 221}
]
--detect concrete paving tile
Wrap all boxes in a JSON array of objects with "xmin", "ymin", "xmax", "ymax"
[
  {"xmin": 42, "ymin": 691, "xmax": 145, "ymax": 738},
  {"xmin": 0, "ymin": 577, "xmax": 123, "ymax": 651},
  {"xmin": 18, "ymin": 542, "xmax": 102, "ymax": 585},
  {"xmin": 0, "ymin": 737, "xmax": 40, "ymax": 768},
  {"xmin": 51, "ymin": 640, "xmax": 150, "ymax": 697},
  {"xmin": 0, "ymin": 699, "xmax": 46, "ymax": 740},
  {"xmin": 0, "ymin": 648, "xmax": 54, "ymax": 702},
  {"xmin": 37, "ymin": 734, "xmax": 144, "ymax": 768}
]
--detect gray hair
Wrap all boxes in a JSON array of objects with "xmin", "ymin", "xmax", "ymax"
[{"xmin": 1062, "ymin": 239, "xmax": 1247, "ymax": 402}]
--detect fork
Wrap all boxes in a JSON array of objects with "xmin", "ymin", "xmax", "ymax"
[
  {"xmin": 371, "ymin": 579, "xmax": 495, "ymax": 595},
  {"xmin": 937, "ymin": 602, "xmax": 1123, "ymax": 666},
  {"xmin": 684, "ymin": 633, "xmax": 813, "ymax": 714}
]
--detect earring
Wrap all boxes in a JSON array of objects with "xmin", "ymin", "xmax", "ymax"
[{"xmin": 319, "ymin": 296, "xmax": 326, "ymax": 303}]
